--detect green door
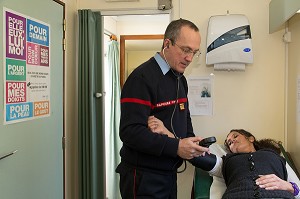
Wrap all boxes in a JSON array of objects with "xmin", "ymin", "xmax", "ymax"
[{"xmin": 0, "ymin": 0, "xmax": 64, "ymax": 198}]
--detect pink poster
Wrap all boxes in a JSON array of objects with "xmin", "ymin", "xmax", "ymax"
[{"xmin": 3, "ymin": 8, "xmax": 50, "ymax": 124}]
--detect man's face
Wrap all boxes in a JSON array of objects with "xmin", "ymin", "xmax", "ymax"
[{"xmin": 167, "ymin": 26, "xmax": 201, "ymax": 74}]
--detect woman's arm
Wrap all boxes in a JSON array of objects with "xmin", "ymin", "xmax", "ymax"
[
  {"xmin": 148, "ymin": 115, "xmax": 218, "ymax": 171},
  {"xmin": 148, "ymin": 115, "xmax": 175, "ymax": 138},
  {"xmin": 256, "ymin": 174, "xmax": 294, "ymax": 193},
  {"xmin": 148, "ymin": 116, "xmax": 209, "ymax": 159},
  {"xmin": 255, "ymin": 162, "xmax": 300, "ymax": 198},
  {"xmin": 188, "ymin": 153, "xmax": 225, "ymax": 179},
  {"xmin": 189, "ymin": 153, "xmax": 218, "ymax": 171}
]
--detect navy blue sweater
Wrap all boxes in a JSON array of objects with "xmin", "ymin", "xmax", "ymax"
[{"xmin": 117, "ymin": 56, "xmax": 195, "ymax": 173}]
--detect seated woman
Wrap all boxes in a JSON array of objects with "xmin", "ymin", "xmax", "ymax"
[{"xmin": 148, "ymin": 116, "xmax": 300, "ymax": 199}]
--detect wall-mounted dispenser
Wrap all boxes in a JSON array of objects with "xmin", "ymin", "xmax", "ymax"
[{"xmin": 206, "ymin": 14, "xmax": 253, "ymax": 71}]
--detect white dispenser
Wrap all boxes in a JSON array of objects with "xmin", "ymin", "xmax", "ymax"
[{"xmin": 206, "ymin": 14, "xmax": 253, "ymax": 71}]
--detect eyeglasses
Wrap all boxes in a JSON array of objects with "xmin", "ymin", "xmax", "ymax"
[{"xmin": 174, "ymin": 43, "xmax": 201, "ymax": 57}]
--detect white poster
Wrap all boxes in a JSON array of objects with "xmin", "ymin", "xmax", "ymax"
[
  {"xmin": 187, "ymin": 76, "xmax": 213, "ymax": 116},
  {"xmin": 3, "ymin": 8, "xmax": 50, "ymax": 124}
]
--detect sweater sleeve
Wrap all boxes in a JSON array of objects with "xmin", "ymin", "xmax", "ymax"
[{"xmin": 120, "ymin": 75, "xmax": 179, "ymax": 157}]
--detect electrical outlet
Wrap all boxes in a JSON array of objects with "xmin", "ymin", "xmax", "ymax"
[
  {"xmin": 283, "ymin": 31, "xmax": 292, "ymax": 43},
  {"xmin": 158, "ymin": 0, "xmax": 172, "ymax": 10}
]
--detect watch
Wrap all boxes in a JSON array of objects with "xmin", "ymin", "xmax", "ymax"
[{"xmin": 290, "ymin": 182, "xmax": 299, "ymax": 196}]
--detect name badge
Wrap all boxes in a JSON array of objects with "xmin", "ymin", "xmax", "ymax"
[{"xmin": 179, "ymin": 103, "xmax": 185, "ymax": 111}]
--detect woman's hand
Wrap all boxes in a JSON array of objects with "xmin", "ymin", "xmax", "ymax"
[
  {"xmin": 148, "ymin": 116, "xmax": 209, "ymax": 158},
  {"xmin": 256, "ymin": 174, "xmax": 294, "ymax": 193},
  {"xmin": 148, "ymin": 116, "xmax": 175, "ymax": 138}
]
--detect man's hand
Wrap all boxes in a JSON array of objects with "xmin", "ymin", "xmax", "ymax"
[{"xmin": 177, "ymin": 136, "xmax": 209, "ymax": 159}]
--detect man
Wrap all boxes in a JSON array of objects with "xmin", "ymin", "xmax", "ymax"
[{"xmin": 116, "ymin": 18, "xmax": 208, "ymax": 199}]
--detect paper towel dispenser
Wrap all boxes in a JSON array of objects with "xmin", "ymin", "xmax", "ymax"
[{"xmin": 206, "ymin": 14, "xmax": 253, "ymax": 70}]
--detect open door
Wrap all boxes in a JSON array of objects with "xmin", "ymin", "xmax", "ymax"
[
  {"xmin": 120, "ymin": 34, "xmax": 164, "ymax": 87},
  {"xmin": 0, "ymin": 0, "xmax": 65, "ymax": 198}
]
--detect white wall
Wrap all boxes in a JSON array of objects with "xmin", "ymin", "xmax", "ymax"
[
  {"xmin": 104, "ymin": 16, "xmax": 117, "ymax": 35},
  {"xmin": 178, "ymin": 0, "xmax": 285, "ymax": 143},
  {"xmin": 173, "ymin": 1, "xmax": 286, "ymax": 197},
  {"xmin": 78, "ymin": 0, "xmax": 157, "ymax": 10},
  {"xmin": 287, "ymin": 13, "xmax": 300, "ymax": 171},
  {"xmin": 75, "ymin": 0, "xmax": 289, "ymax": 198},
  {"xmin": 127, "ymin": 51, "xmax": 157, "ymax": 76},
  {"xmin": 117, "ymin": 14, "xmax": 169, "ymax": 35}
]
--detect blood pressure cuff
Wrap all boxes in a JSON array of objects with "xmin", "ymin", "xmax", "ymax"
[{"xmin": 189, "ymin": 153, "xmax": 217, "ymax": 171}]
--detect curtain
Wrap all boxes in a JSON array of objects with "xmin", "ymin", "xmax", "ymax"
[
  {"xmin": 78, "ymin": 9, "xmax": 105, "ymax": 199},
  {"xmin": 105, "ymin": 40, "xmax": 122, "ymax": 199}
]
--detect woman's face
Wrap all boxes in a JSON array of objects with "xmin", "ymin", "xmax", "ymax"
[{"xmin": 226, "ymin": 131, "xmax": 256, "ymax": 153}]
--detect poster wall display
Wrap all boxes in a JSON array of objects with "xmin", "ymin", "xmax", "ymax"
[
  {"xmin": 187, "ymin": 76, "xmax": 213, "ymax": 116},
  {"xmin": 3, "ymin": 8, "xmax": 50, "ymax": 124}
]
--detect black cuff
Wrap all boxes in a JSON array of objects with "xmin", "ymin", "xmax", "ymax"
[{"xmin": 189, "ymin": 152, "xmax": 217, "ymax": 171}]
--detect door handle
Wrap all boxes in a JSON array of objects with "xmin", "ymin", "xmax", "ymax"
[{"xmin": 95, "ymin": 92, "xmax": 105, "ymax": 98}]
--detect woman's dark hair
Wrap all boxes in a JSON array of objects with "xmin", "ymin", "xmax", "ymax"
[
  {"xmin": 162, "ymin": 18, "xmax": 199, "ymax": 50},
  {"xmin": 224, "ymin": 129, "xmax": 281, "ymax": 154}
]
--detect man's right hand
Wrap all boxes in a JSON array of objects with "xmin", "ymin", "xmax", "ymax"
[{"xmin": 177, "ymin": 137, "xmax": 209, "ymax": 159}]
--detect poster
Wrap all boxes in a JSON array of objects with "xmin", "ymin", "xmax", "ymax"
[
  {"xmin": 3, "ymin": 8, "xmax": 50, "ymax": 124},
  {"xmin": 187, "ymin": 76, "xmax": 213, "ymax": 116}
]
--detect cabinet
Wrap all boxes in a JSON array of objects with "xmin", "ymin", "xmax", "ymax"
[{"xmin": 269, "ymin": 0, "xmax": 300, "ymax": 33}]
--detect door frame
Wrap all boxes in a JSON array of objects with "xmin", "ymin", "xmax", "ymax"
[
  {"xmin": 52, "ymin": 0, "xmax": 66, "ymax": 198},
  {"xmin": 101, "ymin": 9, "xmax": 170, "ymax": 88},
  {"xmin": 120, "ymin": 34, "xmax": 164, "ymax": 87}
]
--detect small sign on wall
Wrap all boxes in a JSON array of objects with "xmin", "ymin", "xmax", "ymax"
[{"xmin": 187, "ymin": 76, "xmax": 214, "ymax": 116}]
